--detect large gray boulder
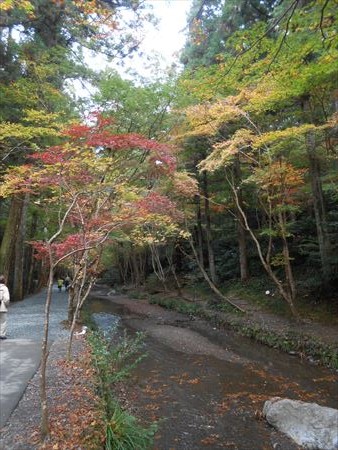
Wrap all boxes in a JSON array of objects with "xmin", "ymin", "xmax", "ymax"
[{"xmin": 263, "ymin": 397, "xmax": 338, "ymax": 450}]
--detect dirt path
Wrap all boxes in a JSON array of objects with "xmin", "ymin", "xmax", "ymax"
[{"xmin": 88, "ymin": 289, "xmax": 338, "ymax": 450}]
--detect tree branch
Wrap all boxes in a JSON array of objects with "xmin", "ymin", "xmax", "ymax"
[
  {"xmin": 266, "ymin": 0, "xmax": 299, "ymax": 73},
  {"xmin": 319, "ymin": 0, "xmax": 330, "ymax": 40},
  {"xmin": 222, "ymin": 0, "xmax": 300, "ymax": 77}
]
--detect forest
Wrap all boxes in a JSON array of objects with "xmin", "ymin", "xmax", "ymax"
[
  {"xmin": 0, "ymin": 0, "xmax": 338, "ymax": 448},
  {"xmin": 0, "ymin": 0, "xmax": 337, "ymax": 318}
]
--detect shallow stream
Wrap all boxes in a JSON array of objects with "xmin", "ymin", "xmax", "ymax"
[{"xmin": 88, "ymin": 296, "xmax": 337, "ymax": 450}]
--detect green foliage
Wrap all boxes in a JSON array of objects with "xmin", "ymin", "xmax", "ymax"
[
  {"xmin": 174, "ymin": 0, "xmax": 338, "ymax": 306},
  {"xmin": 87, "ymin": 329, "xmax": 157, "ymax": 450},
  {"xmin": 208, "ymin": 298, "xmax": 244, "ymax": 315},
  {"xmin": 88, "ymin": 329, "xmax": 147, "ymax": 412},
  {"xmin": 181, "ymin": 0, "xmax": 275, "ymax": 69},
  {"xmin": 221, "ymin": 277, "xmax": 289, "ymax": 315},
  {"xmin": 94, "ymin": 70, "xmax": 178, "ymax": 139},
  {"xmin": 149, "ymin": 295, "xmax": 202, "ymax": 315},
  {"xmin": 230, "ymin": 322, "xmax": 338, "ymax": 370},
  {"xmin": 105, "ymin": 406, "xmax": 157, "ymax": 450}
]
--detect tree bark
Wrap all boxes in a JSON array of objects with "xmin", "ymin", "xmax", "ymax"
[
  {"xmin": 230, "ymin": 178, "xmax": 298, "ymax": 318},
  {"xmin": 40, "ymin": 246, "xmax": 54, "ymax": 439},
  {"xmin": 25, "ymin": 210, "xmax": 39, "ymax": 293},
  {"xmin": 195, "ymin": 194, "xmax": 204, "ymax": 268},
  {"xmin": 131, "ymin": 249, "xmax": 141, "ymax": 287},
  {"xmin": 0, "ymin": 196, "xmax": 24, "ymax": 286},
  {"xmin": 237, "ymin": 217, "xmax": 249, "ymax": 281},
  {"xmin": 303, "ymin": 99, "xmax": 331, "ymax": 282},
  {"xmin": 278, "ymin": 211, "xmax": 297, "ymax": 302},
  {"xmin": 185, "ymin": 236, "xmax": 245, "ymax": 313},
  {"xmin": 233, "ymin": 156, "xmax": 249, "ymax": 281},
  {"xmin": 12, "ymin": 194, "xmax": 29, "ymax": 301},
  {"xmin": 202, "ymin": 171, "xmax": 217, "ymax": 283},
  {"xmin": 307, "ymin": 134, "xmax": 331, "ymax": 282},
  {"xmin": 150, "ymin": 243, "xmax": 167, "ymax": 291}
]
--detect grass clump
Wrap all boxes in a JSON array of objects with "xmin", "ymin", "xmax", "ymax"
[
  {"xmin": 87, "ymin": 329, "xmax": 157, "ymax": 450},
  {"xmin": 149, "ymin": 295, "xmax": 202, "ymax": 315},
  {"xmin": 207, "ymin": 298, "xmax": 244, "ymax": 315},
  {"xmin": 230, "ymin": 321, "xmax": 338, "ymax": 370},
  {"xmin": 105, "ymin": 406, "xmax": 157, "ymax": 450}
]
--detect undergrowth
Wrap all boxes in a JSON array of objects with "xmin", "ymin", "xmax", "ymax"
[
  {"xmin": 149, "ymin": 295, "xmax": 202, "ymax": 315},
  {"xmin": 228, "ymin": 321, "xmax": 338, "ymax": 370},
  {"xmin": 148, "ymin": 293, "xmax": 338, "ymax": 370},
  {"xmin": 87, "ymin": 328, "xmax": 157, "ymax": 450}
]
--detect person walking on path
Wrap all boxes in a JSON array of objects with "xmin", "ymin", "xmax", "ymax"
[
  {"xmin": 63, "ymin": 275, "xmax": 71, "ymax": 292},
  {"xmin": 57, "ymin": 277, "xmax": 64, "ymax": 292},
  {"xmin": 0, "ymin": 274, "xmax": 10, "ymax": 339}
]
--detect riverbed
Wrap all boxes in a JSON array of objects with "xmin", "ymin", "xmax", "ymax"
[{"xmin": 87, "ymin": 293, "xmax": 338, "ymax": 450}]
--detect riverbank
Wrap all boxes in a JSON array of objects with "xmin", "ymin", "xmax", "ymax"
[
  {"xmin": 1, "ymin": 284, "xmax": 337, "ymax": 449},
  {"xmin": 86, "ymin": 286, "xmax": 337, "ymax": 449},
  {"xmin": 152, "ymin": 296, "xmax": 338, "ymax": 370},
  {"xmin": 95, "ymin": 283, "xmax": 338, "ymax": 370}
]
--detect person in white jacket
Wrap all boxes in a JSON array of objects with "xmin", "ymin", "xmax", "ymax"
[{"xmin": 0, "ymin": 275, "xmax": 10, "ymax": 339}]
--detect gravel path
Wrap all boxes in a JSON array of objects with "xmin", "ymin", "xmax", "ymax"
[
  {"xmin": 0, "ymin": 287, "xmax": 86, "ymax": 449},
  {"xmin": 7, "ymin": 286, "xmax": 69, "ymax": 341}
]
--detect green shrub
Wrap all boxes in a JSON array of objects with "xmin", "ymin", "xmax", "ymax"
[
  {"xmin": 149, "ymin": 295, "xmax": 202, "ymax": 315},
  {"xmin": 105, "ymin": 406, "xmax": 157, "ymax": 450},
  {"xmin": 230, "ymin": 321, "xmax": 338, "ymax": 370},
  {"xmin": 87, "ymin": 329, "xmax": 158, "ymax": 450}
]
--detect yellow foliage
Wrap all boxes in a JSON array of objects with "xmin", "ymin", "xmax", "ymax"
[
  {"xmin": 171, "ymin": 172, "xmax": 199, "ymax": 197},
  {"xmin": 0, "ymin": 0, "xmax": 34, "ymax": 13},
  {"xmin": 181, "ymin": 96, "xmax": 243, "ymax": 137},
  {"xmin": 130, "ymin": 214, "xmax": 182, "ymax": 246},
  {"xmin": 0, "ymin": 164, "xmax": 36, "ymax": 197},
  {"xmin": 0, "ymin": 110, "xmax": 63, "ymax": 142},
  {"xmin": 0, "ymin": 123, "xmax": 62, "ymax": 141},
  {"xmin": 199, "ymin": 129, "xmax": 255, "ymax": 172},
  {"xmin": 253, "ymin": 124, "xmax": 324, "ymax": 148},
  {"xmin": 22, "ymin": 110, "xmax": 62, "ymax": 126}
]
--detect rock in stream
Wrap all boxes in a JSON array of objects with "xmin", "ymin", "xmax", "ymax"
[{"xmin": 263, "ymin": 397, "xmax": 338, "ymax": 450}]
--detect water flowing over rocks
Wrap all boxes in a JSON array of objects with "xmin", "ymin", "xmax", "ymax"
[{"xmin": 263, "ymin": 397, "xmax": 338, "ymax": 450}]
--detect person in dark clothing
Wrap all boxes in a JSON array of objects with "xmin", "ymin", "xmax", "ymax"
[{"xmin": 64, "ymin": 276, "xmax": 71, "ymax": 291}]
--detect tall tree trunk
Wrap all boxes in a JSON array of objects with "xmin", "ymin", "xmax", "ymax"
[
  {"xmin": 0, "ymin": 196, "xmax": 24, "ymax": 286},
  {"xmin": 195, "ymin": 194, "xmax": 204, "ymax": 268},
  {"xmin": 26, "ymin": 249, "xmax": 36, "ymax": 293},
  {"xmin": 278, "ymin": 211, "xmax": 297, "ymax": 301},
  {"xmin": 150, "ymin": 243, "xmax": 167, "ymax": 291},
  {"xmin": 138, "ymin": 252, "xmax": 146, "ymax": 285},
  {"xmin": 233, "ymin": 156, "xmax": 249, "ymax": 281},
  {"xmin": 25, "ymin": 210, "xmax": 39, "ymax": 293},
  {"xmin": 119, "ymin": 243, "xmax": 130, "ymax": 285},
  {"xmin": 167, "ymin": 249, "xmax": 183, "ymax": 296},
  {"xmin": 307, "ymin": 134, "xmax": 331, "ymax": 282},
  {"xmin": 131, "ymin": 248, "xmax": 140, "ymax": 287},
  {"xmin": 202, "ymin": 172, "xmax": 217, "ymax": 283},
  {"xmin": 237, "ymin": 218, "xmax": 249, "ymax": 281},
  {"xmin": 40, "ymin": 247, "xmax": 54, "ymax": 439},
  {"xmin": 12, "ymin": 194, "xmax": 29, "ymax": 301},
  {"xmin": 185, "ymin": 236, "xmax": 245, "ymax": 313},
  {"xmin": 230, "ymin": 178, "xmax": 298, "ymax": 318},
  {"xmin": 303, "ymin": 99, "xmax": 331, "ymax": 282}
]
